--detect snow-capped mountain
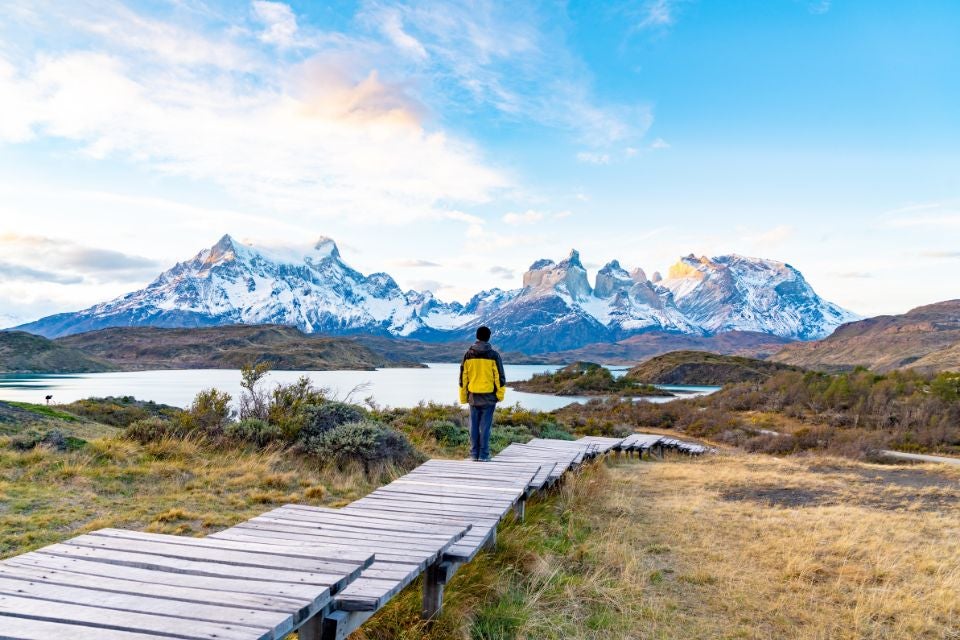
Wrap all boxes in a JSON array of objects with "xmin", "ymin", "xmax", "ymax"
[
  {"xmin": 658, "ymin": 254, "xmax": 860, "ymax": 340},
  {"xmin": 15, "ymin": 235, "xmax": 860, "ymax": 353}
]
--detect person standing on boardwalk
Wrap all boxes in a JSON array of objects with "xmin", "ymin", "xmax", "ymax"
[{"xmin": 459, "ymin": 326, "xmax": 506, "ymax": 461}]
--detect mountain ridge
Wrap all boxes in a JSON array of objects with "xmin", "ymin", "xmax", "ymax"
[
  {"xmin": 770, "ymin": 300, "xmax": 960, "ymax": 373},
  {"xmin": 14, "ymin": 234, "xmax": 859, "ymax": 354}
]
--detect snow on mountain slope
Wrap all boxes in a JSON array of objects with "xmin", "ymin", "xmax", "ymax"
[
  {"xmin": 15, "ymin": 236, "xmax": 859, "ymax": 350},
  {"xmin": 660, "ymin": 254, "xmax": 860, "ymax": 339}
]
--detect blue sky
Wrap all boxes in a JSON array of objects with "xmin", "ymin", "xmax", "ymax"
[{"xmin": 0, "ymin": 0, "xmax": 958, "ymax": 325}]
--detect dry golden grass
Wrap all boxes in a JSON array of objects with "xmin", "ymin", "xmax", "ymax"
[{"xmin": 0, "ymin": 434, "xmax": 389, "ymax": 557}]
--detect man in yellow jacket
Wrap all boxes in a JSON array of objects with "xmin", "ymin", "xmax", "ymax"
[{"xmin": 459, "ymin": 326, "xmax": 506, "ymax": 461}]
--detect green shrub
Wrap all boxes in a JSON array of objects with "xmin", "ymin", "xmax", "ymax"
[
  {"xmin": 428, "ymin": 419, "xmax": 469, "ymax": 447},
  {"xmin": 300, "ymin": 420, "xmax": 421, "ymax": 469},
  {"xmin": 266, "ymin": 377, "xmax": 329, "ymax": 437},
  {"xmin": 299, "ymin": 402, "xmax": 367, "ymax": 440},
  {"xmin": 225, "ymin": 418, "xmax": 284, "ymax": 446},
  {"xmin": 490, "ymin": 424, "xmax": 532, "ymax": 453},
  {"xmin": 125, "ymin": 418, "xmax": 184, "ymax": 444},
  {"xmin": 60, "ymin": 396, "xmax": 179, "ymax": 427},
  {"xmin": 181, "ymin": 388, "xmax": 233, "ymax": 435}
]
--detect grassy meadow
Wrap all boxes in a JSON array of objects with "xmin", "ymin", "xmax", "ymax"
[{"xmin": 1, "ymin": 389, "xmax": 958, "ymax": 639}]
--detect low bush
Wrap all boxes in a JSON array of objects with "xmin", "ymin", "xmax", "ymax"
[
  {"xmin": 125, "ymin": 417, "xmax": 185, "ymax": 444},
  {"xmin": 428, "ymin": 419, "xmax": 470, "ymax": 447},
  {"xmin": 225, "ymin": 418, "xmax": 284, "ymax": 446},
  {"xmin": 299, "ymin": 420, "xmax": 421, "ymax": 470},
  {"xmin": 61, "ymin": 396, "xmax": 179, "ymax": 427},
  {"xmin": 298, "ymin": 402, "xmax": 367, "ymax": 440}
]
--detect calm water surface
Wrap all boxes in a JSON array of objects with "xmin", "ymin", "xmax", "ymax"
[{"xmin": 0, "ymin": 363, "xmax": 718, "ymax": 411}]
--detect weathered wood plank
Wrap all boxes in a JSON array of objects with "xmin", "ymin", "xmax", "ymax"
[
  {"xmin": 0, "ymin": 615, "xmax": 176, "ymax": 640},
  {"xmin": 0, "ymin": 576, "xmax": 292, "ymax": 633},
  {"xmin": 0, "ymin": 563, "xmax": 306, "ymax": 612},
  {"xmin": 2, "ymin": 554, "xmax": 326, "ymax": 602},
  {"xmin": 0, "ymin": 593, "xmax": 273, "ymax": 640},
  {"xmin": 33, "ymin": 545, "xmax": 355, "ymax": 587},
  {"xmin": 88, "ymin": 529, "xmax": 373, "ymax": 564}
]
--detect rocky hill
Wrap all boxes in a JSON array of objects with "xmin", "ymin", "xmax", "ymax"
[
  {"xmin": 56, "ymin": 325, "xmax": 420, "ymax": 371},
  {"xmin": 625, "ymin": 350, "xmax": 802, "ymax": 385},
  {"xmin": 0, "ymin": 331, "xmax": 115, "ymax": 373},
  {"xmin": 13, "ymin": 234, "xmax": 857, "ymax": 355},
  {"xmin": 769, "ymin": 300, "xmax": 960, "ymax": 373}
]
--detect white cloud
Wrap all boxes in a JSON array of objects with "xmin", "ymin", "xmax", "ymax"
[
  {"xmin": 632, "ymin": 0, "xmax": 682, "ymax": 30},
  {"xmin": 359, "ymin": 1, "xmax": 650, "ymax": 146},
  {"xmin": 0, "ymin": 5, "xmax": 508, "ymax": 226},
  {"xmin": 650, "ymin": 137, "xmax": 670, "ymax": 149},
  {"xmin": 741, "ymin": 225, "xmax": 795, "ymax": 249},
  {"xmin": 252, "ymin": 1, "xmax": 299, "ymax": 48},
  {"xmin": 576, "ymin": 151, "xmax": 611, "ymax": 165},
  {"xmin": 502, "ymin": 210, "xmax": 545, "ymax": 225},
  {"xmin": 880, "ymin": 202, "xmax": 960, "ymax": 229}
]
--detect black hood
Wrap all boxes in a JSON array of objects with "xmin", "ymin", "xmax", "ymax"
[{"xmin": 468, "ymin": 340, "xmax": 494, "ymax": 355}]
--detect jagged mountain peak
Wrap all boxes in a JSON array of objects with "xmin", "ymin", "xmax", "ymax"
[{"xmin": 15, "ymin": 236, "xmax": 860, "ymax": 350}]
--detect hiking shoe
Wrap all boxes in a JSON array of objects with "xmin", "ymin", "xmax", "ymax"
[{"xmin": 479, "ymin": 456, "xmax": 491, "ymax": 462}]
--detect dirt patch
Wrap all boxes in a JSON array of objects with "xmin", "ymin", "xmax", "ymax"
[
  {"xmin": 721, "ymin": 480, "xmax": 959, "ymax": 512},
  {"xmin": 721, "ymin": 486, "xmax": 835, "ymax": 508},
  {"xmin": 807, "ymin": 462, "xmax": 958, "ymax": 491}
]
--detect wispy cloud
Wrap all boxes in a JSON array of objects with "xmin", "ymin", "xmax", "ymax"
[
  {"xmin": 920, "ymin": 250, "xmax": 960, "ymax": 259},
  {"xmin": 503, "ymin": 210, "xmax": 545, "ymax": 225},
  {"xmin": 0, "ymin": 3, "xmax": 507, "ymax": 226},
  {"xmin": 489, "ymin": 265, "xmax": 514, "ymax": 279},
  {"xmin": 650, "ymin": 137, "xmax": 670, "ymax": 149},
  {"xmin": 394, "ymin": 259, "xmax": 441, "ymax": 267},
  {"xmin": 252, "ymin": 1, "xmax": 299, "ymax": 48},
  {"xmin": 880, "ymin": 202, "xmax": 960, "ymax": 230},
  {"xmin": 576, "ymin": 151, "xmax": 611, "ymax": 165},
  {"xmin": 0, "ymin": 233, "xmax": 161, "ymax": 283}
]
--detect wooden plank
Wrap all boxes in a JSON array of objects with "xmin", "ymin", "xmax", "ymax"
[
  {"xmin": 88, "ymin": 529, "xmax": 373, "ymax": 565},
  {"xmin": 0, "ymin": 615, "xmax": 175, "ymax": 640},
  {"xmin": 0, "ymin": 593, "xmax": 272, "ymax": 640},
  {"xmin": 348, "ymin": 497, "xmax": 507, "ymax": 519},
  {"xmin": 33, "ymin": 545, "xmax": 354, "ymax": 588},
  {"xmin": 69, "ymin": 533, "xmax": 369, "ymax": 571},
  {"xmin": 0, "ymin": 563, "xmax": 305, "ymax": 613},
  {"xmin": 2, "ymin": 554, "xmax": 326, "ymax": 602},
  {"xmin": 268, "ymin": 507, "xmax": 469, "ymax": 535},
  {"xmin": 225, "ymin": 522, "xmax": 454, "ymax": 552},
  {"xmin": 207, "ymin": 531, "xmax": 430, "ymax": 569},
  {"xmin": 387, "ymin": 479, "xmax": 525, "ymax": 494},
  {"xmin": 247, "ymin": 514, "xmax": 460, "ymax": 540},
  {"xmin": 0, "ymin": 576, "xmax": 292, "ymax": 633}
]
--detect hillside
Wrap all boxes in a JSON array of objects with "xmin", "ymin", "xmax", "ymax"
[
  {"xmin": 540, "ymin": 330, "xmax": 793, "ymax": 365},
  {"xmin": 510, "ymin": 361, "xmax": 673, "ymax": 396},
  {"xmin": 56, "ymin": 325, "xmax": 422, "ymax": 370},
  {"xmin": 625, "ymin": 350, "xmax": 802, "ymax": 385},
  {"xmin": 0, "ymin": 331, "xmax": 115, "ymax": 373},
  {"xmin": 770, "ymin": 300, "xmax": 960, "ymax": 373}
]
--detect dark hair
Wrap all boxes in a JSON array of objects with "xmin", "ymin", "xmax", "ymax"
[{"xmin": 476, "ymin": 326, "xmax": 491, "ymax": 341}]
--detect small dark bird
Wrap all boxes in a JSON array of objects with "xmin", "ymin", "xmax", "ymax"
[{"xmin": 45, "ymin": 395, "xmax": 53, "ymax": 405}]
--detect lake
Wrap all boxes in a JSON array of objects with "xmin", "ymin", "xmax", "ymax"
[{"xmin": 0, "ymin": 363, "xmax": 719, "ymax": 412}]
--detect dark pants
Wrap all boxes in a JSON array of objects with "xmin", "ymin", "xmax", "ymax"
[{"xmin": 469, "ymin": 403, "xmax": 495, "ymax": 460}]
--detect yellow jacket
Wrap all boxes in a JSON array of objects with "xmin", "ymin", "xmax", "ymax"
[{"xmin": 459, "ymin": 341, "xmax": 506, "ymax": 405}]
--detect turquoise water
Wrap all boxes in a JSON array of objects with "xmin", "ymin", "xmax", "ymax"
[{"xmin": 0, "ymin": 363, "xmax": 719, "ymax": 411}]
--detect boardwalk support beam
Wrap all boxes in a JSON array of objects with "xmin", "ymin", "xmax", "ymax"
[
  {"xmin": 514, "ymin": 497, "xmax": 526, "ymax": 523},
  {"xmin": 422, "ymin": 560, "xmax": 455, "ymax": 619}
]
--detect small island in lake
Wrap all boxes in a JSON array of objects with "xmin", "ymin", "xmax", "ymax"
[{"xmin": 509, "ymin": 361, "xmax": 674, "ymax": 397}]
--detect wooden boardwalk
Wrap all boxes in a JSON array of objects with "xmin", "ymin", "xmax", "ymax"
[{"xmin": 0, "ymin": 432, "xmax": 709, "ymax": 640}]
